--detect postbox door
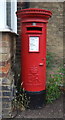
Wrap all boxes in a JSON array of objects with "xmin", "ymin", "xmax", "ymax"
[{"xmin": 21, "ymin": 25, "xmax": 46, "ymax": 92}]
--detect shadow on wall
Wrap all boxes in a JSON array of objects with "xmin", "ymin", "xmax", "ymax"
[{"xmin": 16, "ymin": 2, "xmax": 30, "ymax": 60}]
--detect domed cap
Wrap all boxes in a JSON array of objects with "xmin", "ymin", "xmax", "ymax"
[{"xmin": 16, "ymin": 8, "xmax": 52, "ymax": 23}]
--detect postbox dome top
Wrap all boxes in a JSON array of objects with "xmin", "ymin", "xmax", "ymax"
[{"xmin": 16, "ymin": 8, "xmax": 52, "ymax": 23}]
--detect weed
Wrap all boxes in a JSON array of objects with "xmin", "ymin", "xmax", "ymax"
[{"xmin": 12, "ymin": 86, "xmax": 30, "ymax": 111}]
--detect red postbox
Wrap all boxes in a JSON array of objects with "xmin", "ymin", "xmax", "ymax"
[{"xmin": 16, "ymin": 8, "xmax": 52, "ymax": 109}]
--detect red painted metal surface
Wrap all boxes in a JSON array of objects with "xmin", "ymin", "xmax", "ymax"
[{"xmin": 16, "ymin": 8, "xmax": 52, "ymax": 92}]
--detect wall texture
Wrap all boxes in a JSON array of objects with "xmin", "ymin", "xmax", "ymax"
[{"xmin": 0, "ymin": 32, "xmax": 16, "ymax": 118}]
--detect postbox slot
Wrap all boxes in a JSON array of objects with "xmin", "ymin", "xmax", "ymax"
[{"xmin": 27, "ymin": 27, "xmax": 42, "ymax": 31}]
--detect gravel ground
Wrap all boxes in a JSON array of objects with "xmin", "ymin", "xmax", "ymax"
[{"xmin": 15, "ymin": 95, "xmax": 64, "ymax": 119}]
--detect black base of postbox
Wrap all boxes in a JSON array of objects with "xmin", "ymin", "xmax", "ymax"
[{"xmin": 25, "ymin": 90, "xmax": 46, "ymax": 109}]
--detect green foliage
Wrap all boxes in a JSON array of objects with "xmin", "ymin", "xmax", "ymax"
[
  {"xmin": 46, "ymin": 52, "xmax": 64, "ymax": 103},
  {"xmin": 46, "ymin": 66, "xmax": 64, "ymax": 103},
  {"xmin": 46, "ymin": 52, "xmax": 54, "ymax": 69}
]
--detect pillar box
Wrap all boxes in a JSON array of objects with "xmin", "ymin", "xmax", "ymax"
[{"xmin": 16, "ymin": 8, "xmax": 52, "ymax": 109}]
